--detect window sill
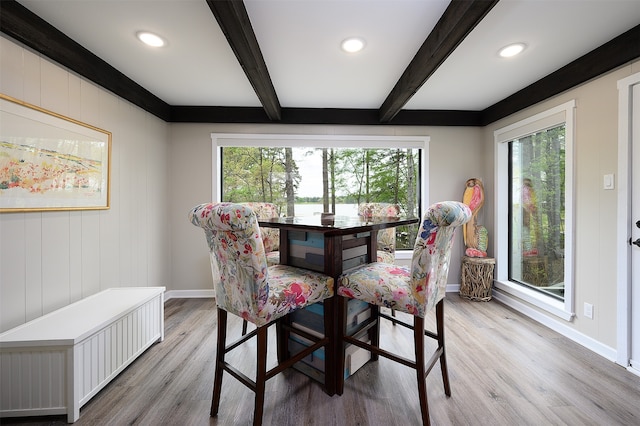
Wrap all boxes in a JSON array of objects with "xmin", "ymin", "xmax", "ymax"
[{"xmin": 494, "ymin": 280, "xmax": 574, "ymax": 321}]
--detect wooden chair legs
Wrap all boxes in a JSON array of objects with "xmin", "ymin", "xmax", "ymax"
[
  {"xmin": 211, "ymin": 305, "xmax": 331, "ymax": 425},
  {"xmin": 338, "ymin": 297, "xmax": 450, "ymax": 426},
  {"xmin": 210, "ymin": 308, "xmax": 227, "ymax": 417},
  {"xmin": 210, "ymin": 308, "xmax": 268, "ymax": 426},
  {"xmin": 253, "ymin": 325, "xmax": 268, "ymax": 426},
  {"xmin": 436, "ymin": 300, "xmax": 451, "ymax": 396},
  {"xmin": 414, "ymin": 315, "xmax": 429, "ymax": 426},
  {"xmin": 415, "ymin": 299, "xmax": 450, "ymax": 425}
]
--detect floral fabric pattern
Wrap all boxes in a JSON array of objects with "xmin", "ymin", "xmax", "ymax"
[
  {"xmin": 339, "ymin": 201, "xmax": 471, "ymax": 318},
  {"xmin": 358, "ymin": 203, "xmax": 401, "ymax": 263},
  {"xmin": 190, "ymin": 202, "xmax": 333, "ymax": 327},
  {"xmin": 241, "ymin": 202, "xmax": 280, "ymax": 264}
]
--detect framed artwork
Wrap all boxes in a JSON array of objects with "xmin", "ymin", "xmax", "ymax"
[{"xmin": 0, "ymin": 94, "xmax": 111, "ymax": 212}]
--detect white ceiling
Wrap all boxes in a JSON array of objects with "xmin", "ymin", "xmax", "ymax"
[{"xmin": 16, "ymin": 0, "xmax": 640, "ymax": 111}]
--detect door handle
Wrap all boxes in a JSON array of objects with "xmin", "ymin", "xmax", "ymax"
[{"xmin": 633, "ymin": 238, "xmax": 640, "ymax": 247}]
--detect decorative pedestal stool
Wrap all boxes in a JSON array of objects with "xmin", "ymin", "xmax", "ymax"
[{"xmin": 460, "ymin": 256, "xmax": 495, "ymax": 301}]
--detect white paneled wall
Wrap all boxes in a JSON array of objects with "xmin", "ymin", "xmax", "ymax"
[{"xmin": 0, "ymin": 35, "xmax": 171, "ymax": 332}]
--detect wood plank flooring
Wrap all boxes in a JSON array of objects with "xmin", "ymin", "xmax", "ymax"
[{"xmin": 2, "ymin": 294, "xmax": 639, "ymax": 425}]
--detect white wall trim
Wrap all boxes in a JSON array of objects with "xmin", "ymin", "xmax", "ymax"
[
  {"xmin": 493, "ymin": 100, "xmax": 576, "ymax": 321},
  {"xmin": 446, "ymin": 284, "xmax": 462, "ymax": 293},
  {"xmin": 492, "ymin": 288, "xmax": 617, "ymax": 362},
  {"xmin": 164, "ymin": 289, "xmax": 215, "ymax": 300},
  {"xmin": 211, "ymin": 132, "xmax": 430, "ymax": 214},
  {"xmin": 167, "ymin": 285, "xmax": 618, "ymax": 362},
  {"xmin": 447, "ymin": 285, "xmax": 615, "ymax": 361}
]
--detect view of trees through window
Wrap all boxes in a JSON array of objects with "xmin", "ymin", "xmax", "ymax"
[
  {"xmin": 509, "ymin": 125, "xmax": 565, "ymax": 300},
  {"xmin": 221, "ymin": 146, "xmax": 421, "ymax": 249}
]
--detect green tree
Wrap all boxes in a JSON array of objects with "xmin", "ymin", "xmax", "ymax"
[
  {"xmin": 222, "ymin": 146, "xmax": 420, "ymax": 249},
  {"xmin": 285, "ymin": 147, "xmax": 296, "ymax": 216}
]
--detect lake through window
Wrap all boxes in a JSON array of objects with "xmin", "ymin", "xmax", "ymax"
[{"xmin": 212, "ymin": 134, "xmax": 429, "ymax": 251}]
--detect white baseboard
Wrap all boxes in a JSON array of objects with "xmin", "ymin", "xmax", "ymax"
[
  {"xmin": 168, "ymin": 285, "xmax": 617, "ymax": 363},
  {"xmin": 164, "ymin": 289, "xmax": 214, "ymax": 300},
  {"xmin": 446, "ymin": 284, "xmax": 462, "ymax": 293},
  {"xmin": 491, "ymin": 288, "xmax": 617, "ymax": 362},
  {"xmin": 447, "ymin": 284, "xmax": 617, "ymax": 362}
]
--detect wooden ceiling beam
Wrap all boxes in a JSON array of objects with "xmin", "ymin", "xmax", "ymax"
[
  {"xmin": 170, "ymin": 106, "xmax": 482, "ymax": 126},
  {"xmin": 2, "ymin": 0, "xmax": 637, "ymax": 128},
  {"xmin": 379, "ymin": 0, "xmax": 499, "ymax": 123},
  {"xmin": 206, "ymin": 0, "xmax": 281, "ymax": 121},
  {"xmin": 481, "ymin": 23, "xmax": 640, "ymax": 125}
]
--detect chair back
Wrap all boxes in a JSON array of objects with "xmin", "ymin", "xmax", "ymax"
[
  {"xmin": 241, "ymin": 202, "xmax": 280, "ymax": 253},
  {"xmin": 189, "ymin": 202, "xmax": 269, "ymax": 323},
  {"xmin": 411, "ymin": 201, "xmax": 472, "ymax": 315},
  {"xmin": 358, "ymin": 202, "xmax": 401, "ymax": 257}
]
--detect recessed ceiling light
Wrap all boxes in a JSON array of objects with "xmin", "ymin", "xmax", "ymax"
[
  {"xmin": 499, "ymin": 43, "xmax": 526, "ymax": 58},
  {"xmin": 341, "ymin": 37, "xmax": 365, "ymax": 53},
  {"xmin": 136, "ymin": 31, "xmax": 166, "ymax": 48}
]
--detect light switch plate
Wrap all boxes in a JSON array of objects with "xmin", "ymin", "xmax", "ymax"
[
  {"xmin": 603, "ymin": 174, "xmax": 615, "ymax": 190},
  {"xmin": 584, "ymin": 302, "xmax": 594, "ymax": 319}
]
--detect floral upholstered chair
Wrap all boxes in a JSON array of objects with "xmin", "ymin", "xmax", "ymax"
[
  {"xmin": 358, "ymin": 202, "xmax": 401, "ymax": 263},
  {"xmin": 239, "ymin": 202, "xmax": 281, "ymax": 335},
  {"xmin": 337, "ymin": 201, "xmax": 471, "ymax": 426},
  {"xmin": 241, "ymin": 202, "xmax": 280, "ymax": 267},
  {"xmin": 189, "ymin": 202, "xmax": 334, "ymax": 426}
]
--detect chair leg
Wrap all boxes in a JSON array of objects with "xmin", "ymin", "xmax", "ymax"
[
  {"xmin": 414, "ymin": 316, "xmax": 430, "ymax": 426},
  {"xmin": 370, "ymin": 304, "xmax": 380, "ymax": 361},
  {"xmin": 211, "ymin": 308, "xmax": 227, "ymax": 416},
  {"xmin": 253, "ymin": 325, "xmax": 268, "ymax": 426},
  {"xmin": 436, "ymin": 300, "xmax": 451, "ymax": 396},
  {"xmin": 242, "ymin": 319, "xmax": 248, "ymax": 336}
]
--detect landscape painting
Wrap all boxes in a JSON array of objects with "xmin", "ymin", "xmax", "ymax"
[{"xmin": 0, "ymin": 94, "xmax": 110, "ymax": 212}]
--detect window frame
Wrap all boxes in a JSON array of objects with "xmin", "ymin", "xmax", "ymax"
[
  {"xmin": 494, "ymin": 101, "xmax": 576, "ymax": 321},
  {"xmin": 211, "ymin": 133, "xmax": 430, "ymax": 258}
]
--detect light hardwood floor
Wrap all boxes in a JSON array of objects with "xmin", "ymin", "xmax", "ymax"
[{"xmin": 3, "ymin": 294, "xmax": 639, "ymax": 425}]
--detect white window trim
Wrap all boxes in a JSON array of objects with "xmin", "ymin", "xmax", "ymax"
[
  {"xmin": 211, "ymin": 133, "xmax": 430, "ymax": 254},
  {"xmin": 493, "ymin": 100, "xmax": 576, "ymax": 321}
]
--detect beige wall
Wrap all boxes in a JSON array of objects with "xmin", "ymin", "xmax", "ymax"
[
  {"xmin": 170, "ymin": 124, "xmax": 485, "ymax": 293},
  {"xmin": 484, "ymin": 59, "xmax": 640, "ymax": 350},
  {"xmin": 2, "ymin": 31, "xmax": 638, "ymax": 361},
  {"xmin": 0, "ymin": 36, "xmax": 172, "ymax": 332}
]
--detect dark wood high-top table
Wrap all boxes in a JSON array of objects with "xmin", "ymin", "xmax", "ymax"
[{"xmin": 259, "ymin": 214, "xmax": 419, "ymax": 396}]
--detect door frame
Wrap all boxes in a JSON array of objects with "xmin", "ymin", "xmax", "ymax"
[{"xmin": 616, "ymin": 71, "xmax": 640, "ymax": 371}]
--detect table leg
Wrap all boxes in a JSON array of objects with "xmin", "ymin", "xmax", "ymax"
[{"xmin": 322, "ymin": 296, "xmax": 337, "ymax": 396}]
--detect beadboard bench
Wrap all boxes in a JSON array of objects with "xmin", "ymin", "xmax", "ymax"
[{"xmin": 0, "ymin": 287, "xmax": 165, "ymax": 423}]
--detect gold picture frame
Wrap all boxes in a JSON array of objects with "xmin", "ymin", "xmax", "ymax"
[{"xmin": 0, "ymin": 94, "xmax": 111, "ymax": 212}]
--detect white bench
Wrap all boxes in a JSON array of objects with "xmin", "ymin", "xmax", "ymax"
[{"xmin": 0, "ymin": 287, "xmax": 165, "ymax": 423}]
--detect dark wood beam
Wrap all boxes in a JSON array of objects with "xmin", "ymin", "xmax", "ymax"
[
  {"xmin": 378, "ymin": 0, "xmax": 499, "ymax": 123},
  {"xmin": 206, "ymin": 0, "xmax": 281, "ymax": 121},
  {"xmin": 0, "ymin": 0, "xmax": 171, "ymax": 121},
  {"xmin": 171, "ymin": 106, "xmax": 271, "ymax": 123},
  {"xmin": 481, "ymin": 23, "xmax": 640, "ymax": 125},
  {"xmin": 2, "ymin": 0, "xmax": 637, "ymax": 128},
  {"xmin": 170, "ymin": 106, "xmax": 482, "ymax": 126}
]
